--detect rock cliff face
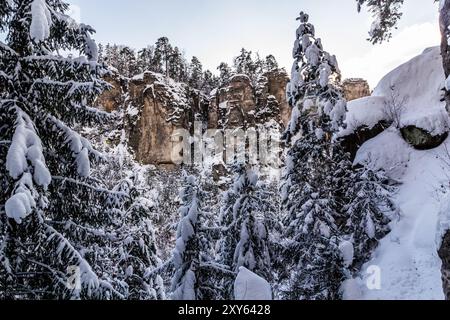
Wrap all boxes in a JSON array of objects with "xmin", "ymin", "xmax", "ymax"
[
  {"xmin": 342, "ymin": 78, "xmax": 371, "ymax": 101},
  {"xmin": 96, "ymin": 73, "xmax": 127, "ymax": 113},
  {"xmin": 439, "ymin": 231, "xmax": 450, "ymax": 300},
  {"xmin": 96, "ymin": 69, "xmax": 291, "ymax": 167},
  {"xmin": 126, "ymin": 72, "xmax": 208, "ymax": 167},
  {"xmin": 208, "ymin": 70, "xmax": 291, "ymax": 130}
]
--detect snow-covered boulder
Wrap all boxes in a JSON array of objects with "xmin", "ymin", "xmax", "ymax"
[
  {"xmin": 234, "ymin": 267, "xmax": 272, "ymax": 300},
  {"xmin": 340, "ymin": 46, "xmax": 449, "ymax": 153}
]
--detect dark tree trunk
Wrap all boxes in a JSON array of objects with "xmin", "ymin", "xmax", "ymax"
[
  {"xmin": 439, "ymin": 230, "xmax": 450, "ymax": 300},
  {"xmin": 440, "ymin": 2, "xmax": 450, "ymax": 111}
]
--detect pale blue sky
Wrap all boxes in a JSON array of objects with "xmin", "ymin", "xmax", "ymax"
[{"xmin": 66, "ymin": 1, "xmax": 441, "ymax": 87}]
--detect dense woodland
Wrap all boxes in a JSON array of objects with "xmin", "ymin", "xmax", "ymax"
[{"xmin": 98, "ymin": 39, "xmax": 280, "ymax": 93}]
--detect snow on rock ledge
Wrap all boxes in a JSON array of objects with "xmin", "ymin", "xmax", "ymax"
[
  {"xmin": 234, "ymin": 267, "xmax": 272, "ymax": 300},
  {"xmin": 340, "ymin": 46, "xmax": 449, "ymax": 152},
  {"xmin": 373, "ymin": 47, "xmax": 448, "ymax": 136}
]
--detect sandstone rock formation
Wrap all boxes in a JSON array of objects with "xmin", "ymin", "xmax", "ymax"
[
  {"xmin": 96, "ymin": 71, "xmax": 127, "ymax": 113},
  {"xmin": 96, "ymin": 69, "xmax": 291, "ymax": 167},
  {"xmin": 208, "ymin": 74, "xmax": 256, "ymax": 130},
  {"xmin": 208, "ymin": 70, "xmax": 291, "ymax": 130},
  {"xmin": 342, "ymin": 78, "xmax": 371, "ymax": 102},
  {"xmin": 126, "ymin": 72, "xmax": 208, "ymax": 167}
]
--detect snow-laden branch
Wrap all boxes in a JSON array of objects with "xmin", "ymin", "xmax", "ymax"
[
  {"xmin": 144, "ymin": 259, "xmax": 174, "ymax": 279},
  {"xmin": 52, "ymin": 175, "xmax": 128, "ymax": 197},
  {"xmin": 43, "ymin": 223, "xmax": 125, "ymax": 299}
]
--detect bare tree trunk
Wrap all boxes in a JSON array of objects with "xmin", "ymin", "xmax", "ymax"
[{"xmin": 440, "ymin": 1, "xmax": 450, "ymax": 111}]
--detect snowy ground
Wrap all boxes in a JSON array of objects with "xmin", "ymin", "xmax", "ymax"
[{"xmin": 358, "ymin": 136, "xmax": 448, "ymax": 300}]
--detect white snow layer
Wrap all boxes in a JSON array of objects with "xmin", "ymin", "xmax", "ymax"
[
  {"xmin": 354, "ymin": 128, "xmax": 412, "ymax": 180},
  {"xmin": 351, "ymin": 136, "xmax": 449, "ymax": 300},
  {"xmin": 341, "ymin": 47, "xmax": 449, "ymax": 137},
  {"xmin": 5, "ymin": 109, "xmax": 51, "ymax": 223},
  {"xmin": 344, "ymin": 47, "xmax": 450, "ymax": 299},
  {"xmin": 30, "ymin": 0, "xmax": 52, "ymax": 42},
  {"xmin": 234, "ymin": 267, "xmax": 272, "ymax": 300}
]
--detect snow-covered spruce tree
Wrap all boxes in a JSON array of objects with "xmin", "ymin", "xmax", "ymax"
[
  {"xmin": 281, "ymin": 12, "xmax": 395, "ymax": 299},
  {"xmin": 81, "ymin": 105, "xmax": 168, "ymax": 300},
  {"xmin": 281, "ymin": 134, "xmax": 345, "ymax": 300},
  {"xmin": 0, "ymin": 0, "xmax": 126, "ymax": 299},
  {"xmin": 333, "ymin": 149, "xmax": 394, "ymax": 275},
  {"xmin": 284, "ymin": 11, "xmax": 345, "ymax": 143},
  {"xmin": 218, "ymin": 164, "xmax": 273, "ymax": 299},
  {"xmin": 171, "ymin": 174, "xmax": 212, "ymax": 300},
  {"xmin": 280, "ymin": 11, "xmax": 348, "ymax": 300},
  {"xmin": 109, "ymin": 177, "xmax": 165, "ymax": 300}
]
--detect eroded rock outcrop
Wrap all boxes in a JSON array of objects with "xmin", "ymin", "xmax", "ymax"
[
  {"xmin": 439, "ymin": 230, "xmax": 450, "ymax": 300},
  {"xmin": 127, "ymin": 72, "xmax": 209, "ymax": 166},
  {"xmin": 401, "ymin": 126, "xmax": 449, "ymax": 150},
  {"xmin": 208, "ymin": 70, "xmax": 291, "ymax": 130},
  {"xmin": 208, "ymin": 74, "xmax": 256, "ymax": 129},
  {"xmin": 342, "ymin": 78, "xmax": 371, "ymax": 102},
  {"xmin": 96, "ymin": 71, "xmax": 127, "ymax": 113}
]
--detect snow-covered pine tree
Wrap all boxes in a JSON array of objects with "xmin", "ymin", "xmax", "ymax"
[
  {"xmin": 217, "ymin": 62, "xmax": 232, "ymax": 85},
  {"xmin": 153, "ymin": 37, "xmax": 173, "ymax": 77},
  {"xmin": 218, "ymin": 164, "xmax": 273, "ymax": 299},
  {"xmin": 233, "ymin": 48, "xmax": 260, "ymax": 86},
  {"xmin": 168, "ymin": 47, "xmax": 187, "ymax": 83},
  {"xmin": 117, "ymin": 46, "xmax": 138, "ymax": 78},
  {"xmin": 171, "ymin": 174, "xmax": 211, "ymax": 300},
  {"xmin": 137, "ymin": 46, "xmax": 154, "ymax": 74},
  {"xmin": 264, "ymin": 55, "xmax": 279, "ymax": 72},
  {"xmin": 0, "ymin": 0, "xmax": 125, "ymax": 299},
  {"xmin": 201, "ymin": 70, "xmax": 219, "ymax": 95},
  {"xmin": 188, "ymin": 56, "xmax": 203, "ymax": 90}
]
